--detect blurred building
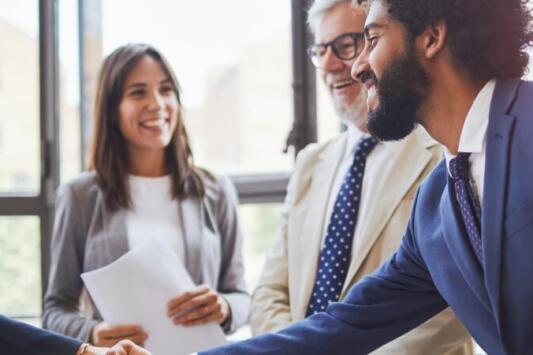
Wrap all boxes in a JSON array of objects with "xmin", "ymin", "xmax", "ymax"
[{"xmin": 0, "ymin": 18, "xmax": 39, "ymax": 193}]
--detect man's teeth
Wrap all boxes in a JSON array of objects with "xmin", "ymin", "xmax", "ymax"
[{"xmin": 333, "ymin": 79, "xmax": 353, "ymax": 89}]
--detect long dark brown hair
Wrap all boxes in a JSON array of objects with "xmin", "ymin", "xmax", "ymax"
[{"xmin": 88, "ymin": 43, "xmax": 205, "ymax": 212}]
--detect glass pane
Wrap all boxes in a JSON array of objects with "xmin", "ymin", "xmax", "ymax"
[
  {"xmin": 227, "ymin": 203, "xmax": 281, "ymax": 341},
  {"xmin": 316, "ymin": 71, "xmax": 342, "ymax": 144},
  {"xmin": 84, "ymin": 0, "xmax": 292, "ymax": 175},
  {"xmin": 237, "ymin": 203, "xmax": 282, "ymax": 291},
  {"xmin": 59, "ymin": 0, "xmax": 82, "ymax": 183},
  {"xmin": 0, "ymin": 216, "xmax": 41, "ymax": 317},
  {"xmin": 0, "ymin": 1, "xmax": 40, "ymax": 194}
]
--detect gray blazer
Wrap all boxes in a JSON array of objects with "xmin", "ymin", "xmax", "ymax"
[{"xmin": 43, "ymin": 171, "xmax": 250, "ymax": 341}]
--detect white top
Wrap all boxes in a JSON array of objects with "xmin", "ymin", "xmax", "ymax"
[
  {"xmin": 321, "ymin": 124, "xmax": 404, "ymax": 253},
  {"xmin": 126, "ymin": 175, "xmax": 185, "ymax": 261},
  {"xmin": 444, "ymin": 79, "xmax": 496, "ymax": 204}
]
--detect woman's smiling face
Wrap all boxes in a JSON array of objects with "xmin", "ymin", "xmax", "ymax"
[{"xmin": 118, "ymin": 54, "xmax": 179, "ymax": 156}]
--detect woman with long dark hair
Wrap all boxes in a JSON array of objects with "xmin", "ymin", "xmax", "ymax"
[{"xmin": 42, "ymin": 43, "xmax": 249, "ymax": 347}]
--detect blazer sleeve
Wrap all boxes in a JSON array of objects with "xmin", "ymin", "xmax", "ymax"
[
  {"xmin": 213, "ymin": 176, "xmax": 251, "ymax": 334},
  {"xmin": 200, "ymin": 195, "xmax": 447, "ymax": 355},
  {"xmin": 0, "ymin": 315, "xmax": 82, "ymax": 355},
  {"xmin": 249, "ymin": 145, "xmax": 316, "ymax": 335},
  {"xmin": 42, "ymin": 183, "xmax": 99, "ymax": 341}
]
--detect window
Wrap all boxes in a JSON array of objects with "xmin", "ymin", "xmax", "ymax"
[
  {"xmin": 0, "ymin": 0, "xmax": 42, "ymax": 320},
  {"xmin": 0, "ymin": 0, "xmax": 58, "ymax": 321},
  {"xmin": 0, "ymin": 216, "xmax": 41, "ymax": 318},
  {"xmin": 238, "ymin": 204, "xmax": 283, "ymax": 290},
  {"xmin": 0, "ymin": 1, "xmax": 40, "ymax": 194},
  {"xmin": 231, "ymin": 203, "xmax": 283, "ymax": 341},
  {"xmin": 59, "ymin": 0, "xmax": 82, "ymax": 183}
]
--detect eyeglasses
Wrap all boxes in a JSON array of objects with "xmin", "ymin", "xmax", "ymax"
[{"xmin": 307, "ymin": 32, "xmax": 365, "ymax": 68}]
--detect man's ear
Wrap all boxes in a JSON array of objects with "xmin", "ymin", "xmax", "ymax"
[{"xmin": 417, "ymin": 20, "xmax": 447, "ymax": 59}]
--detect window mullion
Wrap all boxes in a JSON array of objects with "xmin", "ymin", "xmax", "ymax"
[
  {"xmin": 39, "ymin": 0, "xmax": 61, "ymax": 302},
  {"xmin": 289, "ymin": 0, "xmax": 317, "ymax": 155}
]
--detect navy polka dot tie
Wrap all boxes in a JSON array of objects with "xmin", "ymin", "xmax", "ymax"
[
  {"xmin": 449, "ymin": 153, "xmax": 483, "ymax": 265},
  {"xmin": 306, "ymin": 136, "xmax": 378, "ymax": 316}
]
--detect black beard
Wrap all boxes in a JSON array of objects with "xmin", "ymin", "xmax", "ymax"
[{"xmin": 367, "ymin": 46, "xmax": 429, "ymax": 141}]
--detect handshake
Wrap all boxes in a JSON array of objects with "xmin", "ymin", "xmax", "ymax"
[{"xmin": 78, "ymin": 340, "xmax": 151, "ymax": 355}]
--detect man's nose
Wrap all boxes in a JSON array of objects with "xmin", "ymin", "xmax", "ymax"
[{"xmin": 351, "ymin": 46, "xmax": 370, "ymax": 83}]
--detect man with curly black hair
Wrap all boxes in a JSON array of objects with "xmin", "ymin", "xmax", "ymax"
[{"xmin": 200, "ymin": 0, "xmax": 533, "ymax": 354}]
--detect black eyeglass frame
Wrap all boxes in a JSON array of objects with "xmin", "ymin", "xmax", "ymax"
[{"xmin": 306, "ymin": 31, "xmax": 365, "ymax": 67}]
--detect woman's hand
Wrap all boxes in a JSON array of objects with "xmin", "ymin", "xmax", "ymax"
[
  {"xmin": 91, "ymin": 322, "xmax": 148, "ymax": 348},
  {"xmin": 167, "ymin": 285, "xmax": 230, "ymax": 326}
]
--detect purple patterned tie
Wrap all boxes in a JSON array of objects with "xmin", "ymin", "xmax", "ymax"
[
  {"xmin": 306, "ymin": 136, "xmax": 378, "ymax": 316},
  {"xmin": 449, "ymin": 153, "xmax": 483, "ymax": 265}
]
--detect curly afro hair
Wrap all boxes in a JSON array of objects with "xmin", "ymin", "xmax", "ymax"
[{"xmin": 356, "ymin": 0, "xmax": 533, "ymax": 82}]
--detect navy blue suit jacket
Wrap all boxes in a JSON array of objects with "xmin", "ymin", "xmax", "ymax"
[
  {"xmin": 0, "ymin": 315, "xmax": 81, "ymax": 355},
  {"xmin": 202, "ymin": 79, "xmax": 533, "ymax": 355}
]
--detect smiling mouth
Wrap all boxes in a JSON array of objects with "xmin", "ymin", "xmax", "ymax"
[
  {"xmin": 140, "ymin": 118, "xmax": 169, "ymax": 129},
  {"xmin": 332, "ymin": 79, "xmax": 355, "ymax": 90},
  {"xmin": 359, "ymin": 70, "xmax": 378, "ymax": 92}
]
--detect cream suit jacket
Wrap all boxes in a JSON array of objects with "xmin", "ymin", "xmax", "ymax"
[{"xmin": 250, "ymin": 129, "xmax": 473, "ymax": 355}]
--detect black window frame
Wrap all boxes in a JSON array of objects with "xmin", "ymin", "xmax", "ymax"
[{"xmin": 0, "ymin": 0, "xmax": 60, "ymax": 317}]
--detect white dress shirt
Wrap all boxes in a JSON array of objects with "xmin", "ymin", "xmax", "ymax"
[
  {"xmin": 126, "ymin": 175, "xmax": 185, "ymax": 261},
  {"xmin": 444, "ymin": 79, "xmax": 496, "ymax": 204},
  {"xmin": 321, "ymin": 124, "xmax": 406, "ymax": 253}
]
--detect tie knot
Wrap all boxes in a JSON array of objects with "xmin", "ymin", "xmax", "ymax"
[
  {"xmin": 449, "ymin": 152, "xmax": 471, "ymax": 182},
  {"xmin": 354, "ymin": 136, "xmax": 378, "ymax": 160}
]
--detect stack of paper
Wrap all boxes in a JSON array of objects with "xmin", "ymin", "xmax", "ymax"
[{"xmin": 82, "ymin": 239, "xmax": 226, "ymax": 355}]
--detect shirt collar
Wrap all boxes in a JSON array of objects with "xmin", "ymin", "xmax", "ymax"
[
  {"xmin": 346, "ymin": 124, "xmax": 364, "ymax": 157},
  {"xmin": 444, "ymin": 79, "xmax": 495, "ymax": 164}
]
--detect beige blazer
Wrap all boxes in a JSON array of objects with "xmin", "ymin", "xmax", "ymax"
[{"xmin": 250, "ymin": 129, "xmax": 473, "ymax": 355}]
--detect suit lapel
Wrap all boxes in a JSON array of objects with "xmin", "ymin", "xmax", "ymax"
[
  {"xmin": 441, "ymin": 176, "xmax": 492, "ymax": 312},
  {"xmin": 483, "ymin": 79, "xmax": 520, "ymax": 328},
  {"xmin": 292, "ymin": 136, "xmax": 347, "ymax": 320},
  {"xmin": 342, "ymin": 133, "xmax": 433, "ymax": 296},
  {"xmin": 179, "ymin": 198, "xmax": 204, "ymax": 285},
  {"xmin": 102, "ymin": 201, "xmax": 129, "ymax": 264}
]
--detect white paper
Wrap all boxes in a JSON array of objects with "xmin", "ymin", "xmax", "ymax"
[{"xmin": 81, "ymin": 239, "xmax": 226, "ymax": 355}]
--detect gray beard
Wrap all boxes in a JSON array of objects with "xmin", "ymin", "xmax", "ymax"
[{"xmin": 334, "ymin": 92, "xmax": 368, "ymax": 129}]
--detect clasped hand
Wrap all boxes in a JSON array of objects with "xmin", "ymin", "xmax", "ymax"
[
  {"xmin": 83, "ymin": 339, "xmax": 151, "ymax": 355},
  {"xmin": 167, "ymin": 284, "xmax": 230, "ymax": 326},
  {"xmin": 91, "ymin": 285, "xmax": 228, "ymax": 348}
]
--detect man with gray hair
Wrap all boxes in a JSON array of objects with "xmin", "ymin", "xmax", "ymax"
[{"xmin": 248, "ymin": 0, "xmax": 472, "ymax": 353}]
